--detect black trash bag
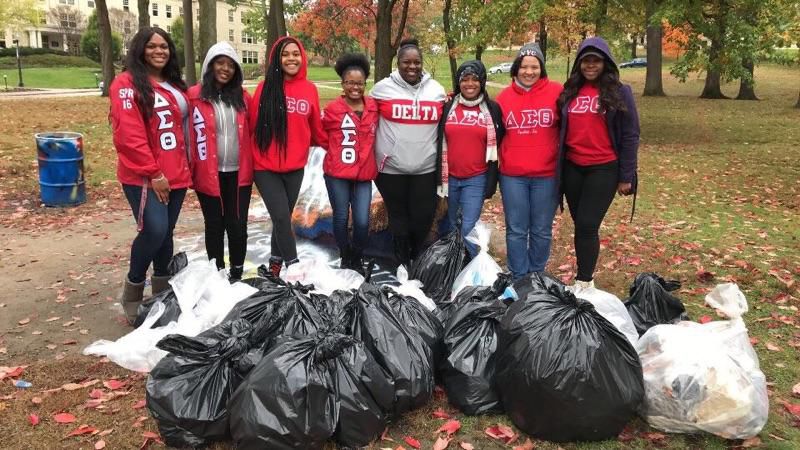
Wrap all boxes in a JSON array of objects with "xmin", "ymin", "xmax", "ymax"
[
  {"xmin": 343, "ymin": 282, "xmax": 434, "ymax": 417},
  {"xmin": 409, "ymin": 216, "xmax": 468, "ymax": 304},
  {"xmin": 224, "ymin": 277, "xmax": 322, "ymax": 329},
  {"xmin": 440, "ymin": 274, "xmax": 512, "ymax": 415},
  {"xmin": 312, "ymin": 290, "xmax": 355, "ymax": 329},
  {"xmin": 384, "ymin": 288, "xmax": 444, "ymax": 370},
  {"xmin": 437, "ymin": 272, "xmax": 513, "ymax": 325},
  {"xmin": 495, "ymin": 272, "xmax": 644, "ymax": 442},
  {"xmin": 146, "ymin": 319, "xmax": 259, "ymax": 448},
  {"xmin": 133, "ymin": 252, "xmax": 189, "ymax": 328},
  {"xmin": 624, "ymin": 272, "xmax": 688, "ymax": 336},
  {"xmin": 230, "ymin": 333, "xmax": 391, "ymax": 450}
]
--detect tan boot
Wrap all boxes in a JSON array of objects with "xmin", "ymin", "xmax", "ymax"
[
  {"xmin": 121, "ymin": 278, "xmax": 145, "ymax": 325},
  {"xmin": 151, "ymin": 275, "xmax": 172, "ymax": 296}
]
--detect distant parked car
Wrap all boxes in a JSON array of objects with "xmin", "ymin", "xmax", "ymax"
[
  {"xmin": 488, "ymin": 62, "xmax": 513, "ymax": 74},
  {"xmin": 619, "ymin": 58, "xmax": 647, "ymax": 68}
]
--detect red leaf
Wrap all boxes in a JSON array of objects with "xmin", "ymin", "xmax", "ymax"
[
  {"xmin": 28, "ymin": 414, "xmax": 40, "ymax": 426},
  {"xmin": 626, "ymin": 256, "xmax": 642, "ymax": 266},
  {"xmin": 433, "ymin": 436, "xmax": 451, "ymax": 450},
  {"xmin": 431, "ymin": 408, "xmax": 451, "ymax": 419},
  {"xmin": 103, "ymin": 379, "xmax": 126, "ymax": 390},
  {"xmin": 696, "ymin": 270, "xmax": 715, "ymax": 283},
  {"xmin": 459, "ymin": 443, "xmax": 475, "ymax": 450},
  {"xmin": 698, "ymin": 315, "xmax": 713, "ymax": 324},
  {"xmin": 89, "ymin": 389, "xmax": 105, "ymax": 399},
  {"xmin": 783, "ymin": 401, "xmax": 800, "ymax": 418},
  {"xmin": 68, "ymin": 425, "xmax": 98, "ymax": 437},
  {"xmin": 513, "ymin": 438, "xmax": 536, "ymax": 450},
  {"xmin": 5, "ymin": 366, "xmax": 24, "ymax": 378},
  {"xmin": 641, "ymin": 431, "xmax": 667, "ymax": 443},
  {"xmin": 142, "ymin": 431, "xmax": 160, "ymax": 439},
  {"xmin": 380, "ymin": 427, "xmax": 395, "ymax": 442},
  {"xmin": 132, "ymin": 399, "xmax": 146, "ymax": 409},
  {"xmin": 54, "ymin": 412, "xmax": 76, "ymax": 424},
  {"xmin": 436, "ymin": 420, "xmax": 461, "ymax": 436},
  {"xmin": 485, "ymin": 424, "xmax": 517, "ymax": 444},
  {"xmin": 403, "ymin": 436, "xmax": 421, "ymax": 449}
]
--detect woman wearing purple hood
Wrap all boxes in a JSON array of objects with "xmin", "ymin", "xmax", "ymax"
[{"xmin": 557, "ymin": 37, "xmax": 640, "ymax": 292}]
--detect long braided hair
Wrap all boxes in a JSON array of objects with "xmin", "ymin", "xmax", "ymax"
[
  {"xmin": 255, "ymin": 37, "xmax": 301, "ymax": 154},
  {"xmin": 125, "ymin": 27, "xmax": 185, "ymax": 118}
]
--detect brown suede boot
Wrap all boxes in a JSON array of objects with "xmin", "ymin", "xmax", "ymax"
[
  {"xmin": 151, "ymin": 275, "xmax": 172, "ymax": 296},
  {"xmin": 121, "ymin": 278, "xmax": 145, "ymax": 325}
]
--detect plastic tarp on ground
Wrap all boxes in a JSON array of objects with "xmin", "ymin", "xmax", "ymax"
[
  {"xmin": 637, "ymin": 283, "xmax": 768, "ymax": 439},
  {"xmin": 496, "ymin": 272, "xmax": 644, "ymax": 442},
  {"xmin": 82, "ymin": 259, "xmax": 257, "ymax": 372}
]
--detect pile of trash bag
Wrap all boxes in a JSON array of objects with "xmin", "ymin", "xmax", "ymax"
[
  {"xmin": 570, "ymin": 286, "xmax": 639, "ymax": 346},
  {"xmin": 624, "ymin": 272, "xmax": 689, "ymax": 336},
  {"xmin": 409, "ymin": 215, "xmax": 469, "ymax": 304},
  {"xmin": 134, "ymin": 252, "xmax": 188, "ymax": 328},
  {"xmin": 496, "ymin": 272, "xmax": 644, "ymax": 442},
  {"xmin": 450, "ymin": 223, "xmax": 504, "ymax": 299},
  {"xmin": 637, "ymin": 283, "xmax": 768, "ymax": 439},
  {"xmin": 441, "ymin": 274, "xmax": 512, "ymax": 415}
]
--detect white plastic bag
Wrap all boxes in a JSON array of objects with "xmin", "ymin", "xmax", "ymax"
[
  {"xmin": 283, "ymin": 257, "xmax": 364, "ymax": 295},
  {"xmin": 573, "ymin": 287, "xmax": 638, "ymax": 347},
  {"xmin": 705, "ymin": 283, "xmax": 748, "ymax": 319},
  {"xmin": 636, "ymin": 284, "xmax": 768, "ymax": 439},
  {"xmin": 450, "ymin": 222, "xmax": 503, "ymax": 299},
  {"xmin": 395, "ymin": 265, "xmax": 436, "ymax": 311}
]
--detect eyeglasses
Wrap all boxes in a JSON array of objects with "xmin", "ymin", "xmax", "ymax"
[{"xmin": 342, "ymin": 81, "xmax": 366, "ymax": 88}]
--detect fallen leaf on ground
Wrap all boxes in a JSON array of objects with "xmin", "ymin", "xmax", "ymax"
[
  {"xmin": 782, "ymin": 401, "xmax": 800, "ymax": 418},
  {"xmin": 741, "ymin": 436, "xmax": 762, "ymax": 447},
  {"xmin": 641, "ymin": 431, "xmax": 667, "ymax": 443},
  {"xmin": 67, "ymin": 425, "xmax": 98, "ymax": 437},
  {"xmin": 31, "ymin": 396, "xmax": 42, "ymax": 404},
  {"xmin": 403, "ymin": 436, "xmax": 421, "ymax": 449},
  {"xmin": 53, "ymin": 412, "xmax": 76, "ymax": 424},
  {"xmin": 103, "ymin": 379, "xmax": 126, "ymax": 390},
  {"xmin": 433, "ymin": 436, "xmax": 451, "ymax": 450},
  {"xmin": 98, "ymin": 429, "xmax": 113, "ymax": 436},
  {"xmin": 28, "ymin": 414, "xmax": 40, "ymax": 426},
  {"xmin": 132, "ymin": 399, "xmax": 146, "ymax": 409},
  {"xmin": 436, "ymin": 420, "xmax": 461, "ymax": 436},
  {"xmin": 45, "ymin": 317, "xmax": 60, "ymax": 322},
  {"xmin": 431, "ymin": 408, "xmax": 451, "ymax": 419},
  {"xmin": 89, "ymin": 389, "xmax": 105, "ymax": 399},
  {"xmin": 142, "ymin": 431, "xmax": 160, "ymax": 439},
  {"xmin": 18, "ymin": 318, "xmax": 30, "ymax": 325},
  {"xmin": 95, "ymin": 440, "xmax": 106, "ymax": 450},
  {"xmin": 513, "ymin": 438, "xmax": 536, "ymax": 450},
  {"xmin": 459, "ymin": 443, "xmax": 474, "ymax": 450},
  {"xmin": 698, "ymin": 315, "xmax": 713, "ymax": 324},
  {"xmin": 62, "ymin": 383, "xmax": 85, "ymax": 391},
  {"xmin": 766, "ymin": 343, "xmax": 782, "ymax": 352},
  {"xmin": 485, "ymin": 424, "xmax": 517, "ymax": 444},
  {"xmin": 793, "ymin": 383, "xmax": 800, "ymax": 398},
  {"xmin": 380, "ymin": 427, "xmax": 394, "ymax": 442}
]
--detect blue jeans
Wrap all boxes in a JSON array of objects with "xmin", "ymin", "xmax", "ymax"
[
  {"xmin": 447, "ymin": 173, "xmax": 487, "ymax": 257},
  {"xmin": 499, "ymin": 175, "xmax": 557, "ymax": 280},
  {"xmin": 324, "ymin": 175, "xmax": 372, "ymax": 252},
  {"xmin": 122, "ymin": 184, "xmax": 187, "ymax": 284}
]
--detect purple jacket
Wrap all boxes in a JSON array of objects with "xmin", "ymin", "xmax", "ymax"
[{"xmin": 558, "ymin": 37, "xmax": 640, "ymax": 187}]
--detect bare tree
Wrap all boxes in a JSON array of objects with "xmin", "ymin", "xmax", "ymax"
[
  {"xmin": 108, "ymin": 8, "xmax": 138, "ymax": 50},
  {"xmin": 183, "ymin": 0, "xmax": 196, "ymax": 85},
  {"xmin": 95, "ymin": 0, "xmax": 115, "ymax": 97},
  {"xmin": 47, "ymin": 6, "xmax": 86, "ymax": 55},
  {"xmin": 138, "ymin": 0, "xmax": 149, "ymax": 28},
  {"xmin": 198, "ymin": 0, "xmax": 217, "ymax": 63}
]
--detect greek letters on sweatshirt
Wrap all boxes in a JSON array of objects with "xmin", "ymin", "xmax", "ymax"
[
  {"xmin": 370, "ymin": 71, "xmax": 446, "ymax": 174},
  {"xmin": 444, "ymin": 103, "xmax": 489, "ymax": 178},
  {"xmin": 495, "ymin": 77, "xmax": 563, "ymax": 177},
  {"xmin": 565, "ymin": 83, "xmax": 617, "ymax": 166}
]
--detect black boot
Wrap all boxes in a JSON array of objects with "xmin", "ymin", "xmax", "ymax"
[
  {"xmin": 348, "ymin": 247, "xmax": 365, "ymax": 275},
  {"xmin": 339, "ymin": 246, "xmax": 351, "ymax": 270},
  {"xmin": 229, "ymin": 265, "xmax": 244, "ymax": 282},
  {"xmin": 393, "ymin": 235, "xmax": 411, "ymax": 268}
]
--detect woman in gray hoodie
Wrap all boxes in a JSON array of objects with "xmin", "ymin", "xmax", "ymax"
[{"xmin": 370, "ymin": 38, "xmax": 446, "ymax": 266}]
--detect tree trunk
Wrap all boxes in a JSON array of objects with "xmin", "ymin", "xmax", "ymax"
[
  {"xmin": 96, "ymin": 0, "xmax": 115, "ymax": 97},
  {"xmin": 630, "ymin": 34, "xmax": 637, "ymax": 58},
  {"xmin": 700, "ymin": 38, "xmax": 727, "ymax": 99},
  {"xmin": 594, "ymin": 0, "xmax": 608, "ymax": 35},
  {"xmin": 643, "ymin": 0, "xmax": 665, "ymax": 96},
  {"xmin": 374, "ymin": 0, "xmax": 393, "ymax": 82},
  {"xmin": 443, "ymin": 0, "xmax": 458, "ymax": 90},
  {"xmin": 735, "ymin": 58, "xmax": 758, "ymax": 100},
  {"xmin": 197, "ymin": 0, "xmax": 216, "ymax": 64},
  {"xmin": 266, "ymin": 0, "xmax": 286, "ymax": 53},
  {"xmin": 538, "ymin": 18, "xmax": 547, "ymax": 60},
  {"xmin": 183, "ymin": 0, "xmax": 196, "ymax": 85},
  {"xmin": 137, "ymin": 0, "xmax": 149, "ymax": 29},
  {"xmin": 475, "ymin": 44, "xmax": 484, "ymax": 61},
  {"xmin": 796, "ymin": 90, "xmax": 800, "ymax": 108}
]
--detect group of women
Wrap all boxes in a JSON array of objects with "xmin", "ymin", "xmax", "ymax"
[{"xmin": 110, "ymin": 27, "xmax": 639, "ymax": 325}]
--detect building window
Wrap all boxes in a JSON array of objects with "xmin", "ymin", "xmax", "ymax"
[
  {"xmin": 123, "ymin": 0, "xmax": 129, "ymax": 12},
  {"xmin": 60, "ymin": 13, "xmax": 78, "ymax": 28},
  {"xmin": 152, "ymin": 3, "xmax": 158, "ymax": 17},
  {"xmin": 241, "ymin": 32, "xmax": 254, "ymax": 45},
  {"xmin": 153, "ymin": 23, "xmax": 158, "ymax": 29},
  {"xmin": 179, "ymin": 6, "xmax": 183, "ymax": 16},
  {"xmin": 166, "ymin": 5, "xmax": 172, "ymax": 18},
  {"xmin": 87, "ymin": 0, "xmax": 95, "ymax": 7},
  {"xmin": 59, "ymin": 0, "xmax": 75, "ymax": 5},
  {"xmin": 51, "ymin": 40, "xmax": 60, "ymax": 48},
  {"xmin": 228, "ymin": 9, "xmax": 234, "ymax": 22},
  {"xmin": 229, "ymin": 29, "xmax": 234, "ymax": 42},
  {"xmin": 242, "ymin": 50, "xmax": 258, "ymax": 64},
  {"xmin": 166, "ymin": 25, "xmax": 171, "ymax": 33}
]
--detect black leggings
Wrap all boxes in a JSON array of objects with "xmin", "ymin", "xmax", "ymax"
[
  {"xmin": 197, "ymin": 171, "xmax": 251, "ymax": 270},
  {"xmin": 375, "ymin": 171, "xmax": 437, "ymax": 257},
  {"xmin": 562, "ymin": 159, "xmax": 619, "ymax": 282},
  {"xmin": 253, "ymin": 169, "xmax": 304, "ymax": 263}
]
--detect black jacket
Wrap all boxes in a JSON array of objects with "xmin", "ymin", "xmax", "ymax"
[{"xmin": 435, "ymin": 98, "xmax": 505, "ymax": 199}]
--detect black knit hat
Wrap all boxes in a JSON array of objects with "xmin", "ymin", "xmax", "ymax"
[
  {"xmin": 455, "ymin": 60, "xmax": 487, "ymax": 94},
  {"xmin": 511, "ymin": 42, "xmax": 547, "ymax": 79}
]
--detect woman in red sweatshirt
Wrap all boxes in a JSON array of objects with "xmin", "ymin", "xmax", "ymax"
[
  {"xmin": 249, "ymin": 36, "xmax": 325, "ymax": 278},
  {"xmin": 495, "ymin": 43, "xmax": 563, "ymax": 280},
  {"xmin": 187, "ymin": 41, "xmax": 253, "ymax": 282},
  {"xmin": 109, "ymin": 27, "xmax": 191, "ymax": 324},
  {"xmin": 321, "ymin": 53, "xmax": 378, "ymax": 274}
]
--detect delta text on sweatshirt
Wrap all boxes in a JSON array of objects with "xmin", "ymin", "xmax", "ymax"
[
  {"xmin": 370, "ymin": 71, "xmax": 446, "ymax": 175},
  {"xmin": 495, "ymin": 77, "xmax": 563, "ymax": 177},
  {"xmin": 248, "ymin": 38, "xmax": 325, "ymax": 173}
]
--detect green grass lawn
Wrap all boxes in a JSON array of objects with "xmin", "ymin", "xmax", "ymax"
[{"xmin": 0, "ymin": 67, "xmax": 102, "ymax": 89}]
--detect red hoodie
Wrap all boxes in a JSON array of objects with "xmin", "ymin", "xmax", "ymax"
[
  {"xmin": 321, "ymin": 96, "xmax": 379, "ymax": 181},
  {"xmin": 248, "ymin": 37, "xmax": 326, "ymax": 173},
  {"xmin": 495, "ymin": 77, "xmax": 563, "ymax": 177},
  {"xmin": 187, "ymin": 84, "xmax": 254, "ymax": 197},
  {"xmin": 109, "ymin": 71, "xmax": 192, "ymax": 188}
]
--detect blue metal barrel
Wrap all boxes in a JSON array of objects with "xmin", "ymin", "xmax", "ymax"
[{"xmin": 34, "ymin": 132, "xmax": 87, "ymax": 206}]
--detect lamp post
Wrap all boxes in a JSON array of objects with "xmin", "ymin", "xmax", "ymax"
[
  {"xmin": 3, "ymin": 75, "xmax": 7, "ymax": 91},
  {"xmin": 14, "ymin": 38, "xmax": 24, "ymax": 88}
]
